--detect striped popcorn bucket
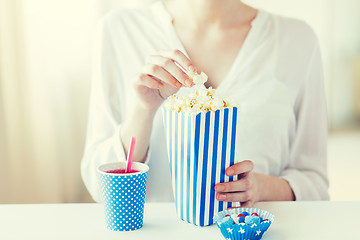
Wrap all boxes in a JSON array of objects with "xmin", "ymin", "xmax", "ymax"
[{"xmin": 162, "ymin": 107, "xmax": 239, "ymax": 227}]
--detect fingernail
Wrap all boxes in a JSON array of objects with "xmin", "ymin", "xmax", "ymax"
[
  {"xmin": 176, "ymin": 82, "xmax": 182, "ymax": 88},
  {"xmin": 216, "ymin": 186, "xmax": 224, "ymax": 191},
  {"xmin": 219, "ymin": 194, "xmax": 226, "ymax": 200},
  {"xmin": 188, "ymin": 65, "xmax": 196, "ymax": 73},
  {"xmin": 185, "ymin": 79, "xmax": 193, "ymax": 87},
  {"xmin": 227, "ymin": 169, "xmax": 234, "ymax": 176}
]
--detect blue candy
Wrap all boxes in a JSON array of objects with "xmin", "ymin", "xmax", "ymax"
[
  {"xmin": 238, "ymin": 216, "xmax": 245, "ymax": 223},
  {"xmin": 245, "ymin": 215, "xmax": 261, "ymax": 225},
  {"xmin": 240, "ymin": 211, "xmax": 249, "ymax": 216}
]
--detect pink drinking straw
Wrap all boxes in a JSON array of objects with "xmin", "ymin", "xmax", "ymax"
[{"xmin": 126, "ymin": 136, "xmax": 136, "ymax": 173}]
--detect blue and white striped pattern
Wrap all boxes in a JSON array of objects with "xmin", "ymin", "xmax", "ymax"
[{"xmin": 162, "ymin": 107, "xmax": 238, "ymax": 227}]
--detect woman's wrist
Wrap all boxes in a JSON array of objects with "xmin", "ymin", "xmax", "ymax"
[
  {"xmin": 132, "ymin": 102, "xmax": 157, "ymax": 120},
  {"xmin": 120, "ymin": 102, "xmax": 157, "ymax": 163},
  {"xmin": 122, "ymin": 103, "xmax": 156, "ymax": 140},
  {"xmin": 254, "ymin": 173, "xmax": 267, "ymax": 202},
  {"xmin": 255, "ymin": 173, "xmax": 295, "ymax": 202}
]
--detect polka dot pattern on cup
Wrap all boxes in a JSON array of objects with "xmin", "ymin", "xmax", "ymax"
[{"xmin": 100, "ymin": 171, "xmax": 148, "ymax": 231}]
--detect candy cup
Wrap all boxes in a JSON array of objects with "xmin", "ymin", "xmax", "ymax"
[
  {"xmin": 231, "ymin": 214, "xmax": 240, "ymax": 225},
  {"xmin": 260, "ymin": 220, "xmax": 272, "ymax": 232},
  {"xmin": 213, "ymin": 208, "xmax": 274, "ymax": 240}
]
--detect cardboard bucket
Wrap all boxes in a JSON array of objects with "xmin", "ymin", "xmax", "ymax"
[{"xmin": 162, "ymin": 107, "xmax": 238, "ymax": 226}]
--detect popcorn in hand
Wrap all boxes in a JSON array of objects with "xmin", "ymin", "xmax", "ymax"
[{"xmin": 192, "ymin": 72, "xmax": 208, "ymax": 85}]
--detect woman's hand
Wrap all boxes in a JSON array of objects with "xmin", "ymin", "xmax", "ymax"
[
  {"xmin": 122, "ymin": 49, "xmax": 196, "ymax": 163},
  {"xmin": 133, "ymin": 49, "xmax": 197, "ymax": 112},
  {"xmin": 214, "ymin": 160, "xmax": 260, "ymax": 208},
  {"xmin": 214, "ymin": 160, "xmax": 296, "ymax": 207}
]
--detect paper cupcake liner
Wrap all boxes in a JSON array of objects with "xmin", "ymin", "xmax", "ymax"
[
  {"xmin": 162, "ymin": 107, "xmax": 239, "ymax": 226},
  {"xmin": 214, "ymin": 208, "xmax": 274, "ymax": 240}
]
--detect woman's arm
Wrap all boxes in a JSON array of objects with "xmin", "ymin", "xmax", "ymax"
[
  {"xmin": 81, "ymin": 13, "xmax": 197, "ymax": 201},
  {"xmin": 255, "ymin": 173, "xmax": 295, "ymax": 201},
  {"xmin": 120, "ymin": 49, "xmax": 197, "ymax": 163},
  {"xmin": 120, "ymin": 104, "xmax": 156, "ymax": 163},
  {"xmin": 279, "ymin": 33, "xmax": 329, "ymax": 201},
  {"xmin": 214, "ymin": 32, "xmax": 329, "ymax": 206}
]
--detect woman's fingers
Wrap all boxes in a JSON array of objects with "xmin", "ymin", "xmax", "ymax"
[
  {"xmin": 215, "ymin": 178, "xmax": 251, "ymax": 193},
  {"xmin": 158, "ymin": 49, "xmax": 197, "ymax": 74},
  {"xmin": 216, "ymin": 191, "xmax": 251, "ymax": 202},
  {"xmin": 215, "ymin": 164, "xmax": 256, "ymax": 204},
  {"xmin": 140, "ymin": 49, "xmax": 196, "ymax": 89},
  {"xmin": 135, "ymin": 73, "xmax": 164, "ymax": 89},
  {"xmin": 147, "ymin": 55, "xmax": 192, "ymax": 87},
  {"xmin": 226, "ymin": 160, "xmax": 254, "ymax": 176},
  {"xmin": 142, "ymin": 63, "xmax": 182, "ymax": 88}
]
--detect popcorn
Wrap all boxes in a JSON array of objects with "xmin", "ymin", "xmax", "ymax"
[
  {"xmin": 164, "ymin": 86, "xmax": 237, "ymax": 113},
  {"xmin": 192, "ymin": 72, "xmax": 208, "ymax": 85},
  {"xmin": 164, "ymin": 70, "xmax": 237, "ymax": 113}
]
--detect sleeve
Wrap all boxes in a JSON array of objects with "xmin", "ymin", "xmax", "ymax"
[
  {"xmin": 280, "ymin": 38, "xmax": 330, "ymax": 201},
  {"xmin": 80, "ymin": 16, "xmax": 150, "ymax": 203}
]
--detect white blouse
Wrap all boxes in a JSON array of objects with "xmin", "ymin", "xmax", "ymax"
[{"xmin": 81, "ymin": 1, "xmax": 329, "ymax": 203}]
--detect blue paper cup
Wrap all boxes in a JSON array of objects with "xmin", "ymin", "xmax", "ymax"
[
  {"xmin": 213, "ymin": 208, "xmax": 275, "ymax": 240},
  {"xmin": 98, "ymin": 162, "xmax": 149, "ymax": 231},
  {"xmin": 162, "ymin": 107, "xmax": 239, "ymax": 226}
]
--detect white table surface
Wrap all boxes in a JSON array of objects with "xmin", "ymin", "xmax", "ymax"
[{"xmin": 0, "ymin": 201, "xmax": 358, "ymax": 240}]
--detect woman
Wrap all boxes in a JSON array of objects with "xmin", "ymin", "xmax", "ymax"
[{"xmin": 81, "ymin": 0, "xmax": 329, "ymax": 206}]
